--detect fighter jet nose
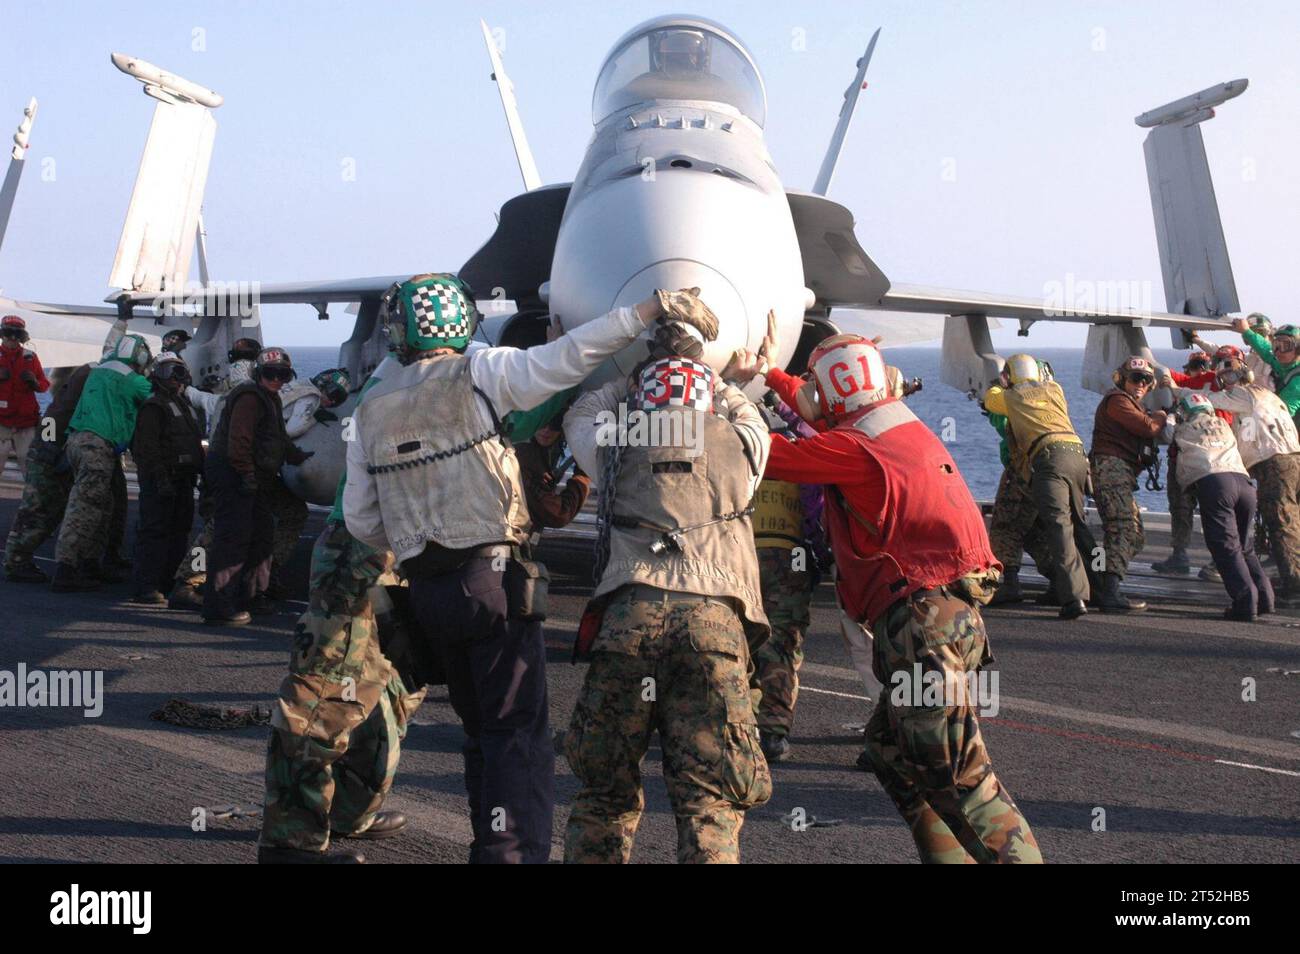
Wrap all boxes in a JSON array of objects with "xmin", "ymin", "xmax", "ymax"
[{"xmin": 611, "ymin": 261, "xmax": 747, "ymax": 373}]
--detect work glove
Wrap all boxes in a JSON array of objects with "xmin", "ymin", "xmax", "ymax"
[
  {"xmin": 20, "ymin": 370, "xmax": 38, "ymax": 388},
  {"xmin": 648, "ymin": 321, "xmax": 705, "ymax": 362},
  {"xmin": 238, "ymin": 473, "xmax": 257, "ymax": 497},
  {"xmin": 654, "ymin": 287, "xmax": 719, "ymax": 342}
]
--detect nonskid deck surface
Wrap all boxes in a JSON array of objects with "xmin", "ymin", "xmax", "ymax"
[{"xmin": 0, "ymin": 476, "xmax": 1296, "ymax": 863}]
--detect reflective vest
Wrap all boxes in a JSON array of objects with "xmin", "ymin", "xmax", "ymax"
[
  {"xmin": 209, "ymin": 380, "xmax": 290, "ymax": 475},
  {"xmin": 825, "ymin": 400, "xmax": 997, "ymax": 626},
  {"xmin": 752, "ymin": 478, "xmax": 804, "ymax": 550},
  {"xmin": 596, "ymin": 406, "xmax": 768, "ymax": 642},
  {"xmin": 1173, "ymin": 415, "xmax": 1247, "ymax": 489},
  {"xmin": 355, "ymin": 353, "xmax": 528, "ymax": 558}
]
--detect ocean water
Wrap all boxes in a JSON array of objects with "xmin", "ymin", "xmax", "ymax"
[{"xmin": 287, "ymin": 344, "xmax": 1182, "ymax": 512}]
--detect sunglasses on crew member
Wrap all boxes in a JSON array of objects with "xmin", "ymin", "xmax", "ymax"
[
  {"xmin": 1127, "ymin": 372, "xmax": 1154, "ymax": 386},
  {"xmin": 261, "ymin": 367, "xmax": 294, "ymax": 382}
]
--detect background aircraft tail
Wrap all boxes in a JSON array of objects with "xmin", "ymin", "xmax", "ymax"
[
  {"xmin": 1139, "ymin": 80, "xmax": 1245, "ymax": 325},
  {"xmin": 108, "ymin": 54, "xmax": 219, "ymax": 297},
  {"xmin": 1080, "ymin": 79, "xmax": 1247, "ymax": 392}
]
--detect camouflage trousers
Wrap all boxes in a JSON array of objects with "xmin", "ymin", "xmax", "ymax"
[
  {"xmin": 565, "ymin": 589, "xmax": 773, "ymax": 864},
  {"xmin": 1090, "ymin": 454, "xmax": 1144, "ymax": 578},
  {"xmin": 752, "ymin": 548, "xmax": 811, "ymax": 737},
  {"xmin": 54, "ymin": 431, "xmax": 120, "ymax": 568},
  {"xmin": 6, "ymin": 440, "xmax": 126, "ymax": 570},
  {"xmin": 988, "ymin": 467, "xmax": 1051, "ymax": 573},
  {"xmin": 260, "ymin": 521, "xmax": 425, "ymax": 851},
  {"xmin": 4, "ymin": 443, "xmax": 73, "ymax": 570},
  {"xmin": 1167, "ymin": 455, "xmax": 1198, "ymax": 552},
  {"xmin": 1251, "ymin": 453, "xmax": 1300, "ymax": 594},
  {"xmin": 863, "ymin": 590, "xmax": 1042, "ymax": 864}
]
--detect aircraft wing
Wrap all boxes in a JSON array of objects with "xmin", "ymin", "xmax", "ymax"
[
  {"xmin": 0, "ymin": 297, "xmax": 164, "ymax": 368},
  {"xmin": 109, "ymin": 274, "xmax": 409, "ymax": 311},
  {"xmin": 871, "ymin": 282, "xmax": 1232, "ymax": 331}
]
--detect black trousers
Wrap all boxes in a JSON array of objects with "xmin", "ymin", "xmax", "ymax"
[
  {"xmin": 406, "ymin": 555, "xmax": 555, "ymax": 864},
  {"xmin": 1030, "ymin": 443, "xmax": 1097, "ymax": 603},
  {"xmin": 203, "ymin": 456, "xmax": 275, "ymax": 616},
  {"xmin": 1195, "ymin": 472, "xmax": 1274, "ymax": 615},
  {"xmin": 132, "ymin": 473, "xmax": 197, "ymax": 594},
  {"xmin": 108, "ymin": 457, "xmax": 128, "ymax": 563}
]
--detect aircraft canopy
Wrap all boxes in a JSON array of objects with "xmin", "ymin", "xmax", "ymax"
[{"xmin": 592, "ymin": 17, "xmax": 766, "ymax": 127}]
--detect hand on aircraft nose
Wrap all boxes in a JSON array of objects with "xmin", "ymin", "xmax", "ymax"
[
  {"xmin": 654, "ymin": 287, "xmax": 719, "ymax": 342},
  {"xmin": 757, "ymin": 309, "xmax": 779, "ymax": 365},
  {"xmin": 722, "ymin": 348, "xmax": 767, "ymax": 384}
]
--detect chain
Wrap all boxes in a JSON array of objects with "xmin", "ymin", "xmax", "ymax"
[{"xmin": 150, "ymin": 698, "xmax": 270, "ymax": 730}]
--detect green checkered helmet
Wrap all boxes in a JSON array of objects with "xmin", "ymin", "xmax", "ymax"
[
  {"xmin": 1178, "ymin": 392, "xmax": 1213, "ymax": 419},
  {"xmin": 382, "ymin": 273, "xmax": 479, "ymax": 356},
  {"xmin": 1274, "ymin": 324, "xmax": 1298, "ymax": 345},
  {"xmin": 310, "ymin": 367, "xmax": 351, "ymax": 406},
  {"xmin": 1247, "ymin": 312, "xmax": 1272, "ymax": 335},
  {"xmin": 108, "ymin": 333, "xmax": 152, "ymax": 373}
]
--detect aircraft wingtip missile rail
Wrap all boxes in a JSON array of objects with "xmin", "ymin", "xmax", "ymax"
[
  {"xmin": 10, "ymin": 97, "xmax": 37, "ymax": 162},
  {"xmin": 110, "ymin": 52, "xmax": 224, "ymax": 109},
  {"xmin": 1134, "ymin": 79, "xmax": 1248, "ymax": 128}
]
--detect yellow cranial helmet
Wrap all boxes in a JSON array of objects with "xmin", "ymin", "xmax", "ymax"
[{"xmin": 1005, "ymin": 354, "xmax": 1041, "ymax": 386}]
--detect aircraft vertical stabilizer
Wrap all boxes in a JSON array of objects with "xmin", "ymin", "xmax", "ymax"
[
  {"xmin": 0, "ymin": 98, "xmax": 37, "ymax": 259},
  {"xmin": 108, "ymin": 55, "xmax": 221, "ymax": 295},
  {"xmin": 1137, "ymin": 80, "xmax": 1246, "ymax": 340}
]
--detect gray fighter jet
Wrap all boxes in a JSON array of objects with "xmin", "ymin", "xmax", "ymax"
[{"xmin": 0, "ymin": 16, "xmax": 1251, "ymax": 505}]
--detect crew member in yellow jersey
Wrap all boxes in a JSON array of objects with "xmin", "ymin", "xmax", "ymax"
[
  {"xmin": 983, "ymin": 355, "xmax": 1097, "ymax": 620},
  {"xmin": 750, "ymin": 409, "xmax": 821, "ymax": 762}
]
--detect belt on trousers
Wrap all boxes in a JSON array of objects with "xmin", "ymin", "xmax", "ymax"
[
  {"xmin": 625, "ymin": 584, "xmax": 713, "ymax": 605},
  {"xmin": 1033, "ymin": 439, "xmax": 1084, "ymax": 460},
  {"xmin": 402, "ymin": 542, "xmax": 519, "ymax": 579}
]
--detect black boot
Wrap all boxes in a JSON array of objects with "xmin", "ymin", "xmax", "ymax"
[
  {"xmin": 1099, "ymin": 572, "xmax": 1146, "ymax": 613},
  {"xmin": 167, "ymin": 582, "xmax": 205, "ymax": 611},
  {"xmin": 51, "ymin": 562, "xmax": 100, "ymax": 592},
  {"xmin": 338, "ymin": 811, "xmax": 408, "ymax": 841},
  {"xmin": 1059, "ymin": 599, "xmax": 1087, "ymax": 620},
  {"xmin": 760, "ymin": 732, "xmax": 791, "ymax": 763},
  {"xmin": 1151, "ymin": 549, "xmax": 1191, "ymax": 575},
  {"xmin": 5, "ymin": 560, "xmax": 49, "ymax": 584},
  {"xmin": 989, "ymin": 568, "xmax": 1023, "ymax": 605}
]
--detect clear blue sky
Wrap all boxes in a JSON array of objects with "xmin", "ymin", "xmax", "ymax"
[{"xmin": 1, "ymin": 0, "xmax": 1295, "ymax": 349}]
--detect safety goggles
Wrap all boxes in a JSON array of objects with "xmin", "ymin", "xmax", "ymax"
[
  {"xmin": 261, "ymin": 367, "xmax": 294, "ymax": 382},
  {"xmin": 0, "ymin": 328, "xmax": 25, "ymax": 340},
  {"xmin": 1127, "ymin": 372, "xmax": 1155, "ymax": 386},
  {"xmin": 1274, "ymin": 337, "xmax": 1297, "ymax": 353}
]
